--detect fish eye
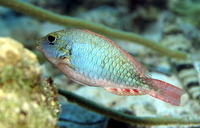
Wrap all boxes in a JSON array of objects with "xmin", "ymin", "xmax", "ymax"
[{"xmin": 47, "ymin": 34, "xmax": 56, "ymax": 45}]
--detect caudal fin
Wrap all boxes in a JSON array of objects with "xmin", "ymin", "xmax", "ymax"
[{"xmin": 147, "ymin": 78, "xmax": 185, "ymax": 106}]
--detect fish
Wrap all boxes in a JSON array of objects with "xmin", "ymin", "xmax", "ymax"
[{"xmin": 37, "ymin": 28, "xmax": 185, "ymax": 106}]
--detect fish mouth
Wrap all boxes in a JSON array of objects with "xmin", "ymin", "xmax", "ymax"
[{"xmin": 37, "ymin": 45, "xmax": 43, "ymax": 53}]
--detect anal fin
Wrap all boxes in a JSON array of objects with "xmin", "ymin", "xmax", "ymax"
[{"xmin": 103, "ymin": 87, "xmax": 146, "ymax": 96}]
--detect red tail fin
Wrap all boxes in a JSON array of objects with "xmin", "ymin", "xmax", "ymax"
[{"xmin": 147, "ymin": 78, "xmax": 185, "ymax": 106}]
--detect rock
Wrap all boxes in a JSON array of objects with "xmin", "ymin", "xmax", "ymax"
[
  {"xmin": 162, "ymin": 34, "xmax": 191, "ymax": 51},
  {"xmin": 0, "ymin": 38, "xmax": 60, "ymax": 128},
  {"xmin": 0, "ymin": 37, "xmax": 38, "ymax": 71}
]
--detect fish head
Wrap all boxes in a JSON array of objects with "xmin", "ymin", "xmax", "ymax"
[{"xmin": 37, "ymin": 30, "xmax": 72, "ymax": 65}]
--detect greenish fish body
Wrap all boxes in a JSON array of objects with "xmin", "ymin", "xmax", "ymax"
[{"xmin": 37, "ymin": 28, "xmax": 184, "ymax": 106}]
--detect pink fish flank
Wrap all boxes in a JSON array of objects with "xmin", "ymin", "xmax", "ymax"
[{"xmin": 37, "ymin": 28, "xmax": 185, "ymax": 106}]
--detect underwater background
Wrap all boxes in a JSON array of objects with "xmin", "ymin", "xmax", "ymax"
[{"xmin": 0, "ymin": 0, "xmax": 200, "ymax": 128}]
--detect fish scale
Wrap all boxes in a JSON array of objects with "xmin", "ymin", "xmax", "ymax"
[
  {"xmin": 88, "ymin": 34, "xmax": 137, "ymax": 86},
  {"xmin": 70, "ymin": 34, "xmax": 141, "ymax": 87},
  {"xmin": 37, "ymin": 28, "xmax": 185, "ymax": 106}
]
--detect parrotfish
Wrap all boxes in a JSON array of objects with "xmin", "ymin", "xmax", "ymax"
[{"xmin": 37, "ymin": 28, "xmax": 185, "ymax": 106}]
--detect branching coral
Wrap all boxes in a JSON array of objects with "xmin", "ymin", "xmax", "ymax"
[{"xmin": 0, "ymin": 0, "xmax": 188, "ymax": 59}]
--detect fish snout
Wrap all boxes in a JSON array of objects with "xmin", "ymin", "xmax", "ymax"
[{"xmin": 37, "ymin": 45, "xmax": 43, "ymax": 53}]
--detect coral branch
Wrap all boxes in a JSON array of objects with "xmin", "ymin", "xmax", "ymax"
[
  {"xmin": 58, "ymin": 88, "xmax": 200, "ymax": 126},
  {"xmin": 0, "ymin": 0, "xmax": 188, "ymax": 59}
]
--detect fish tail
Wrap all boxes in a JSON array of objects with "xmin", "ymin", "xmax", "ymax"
[{"xmin": 147, "ymin": 78, "xmax": 185, "ymax": 106}]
